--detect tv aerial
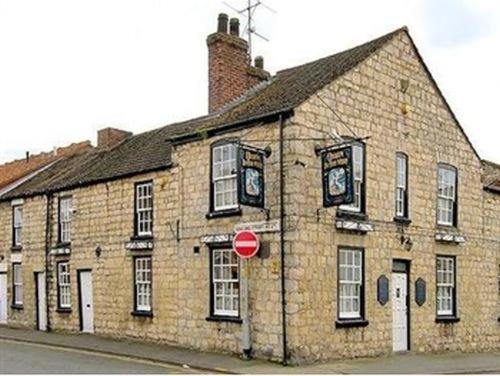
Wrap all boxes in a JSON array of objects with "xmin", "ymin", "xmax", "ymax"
[{"xmin": 223, "ymin": 0, "xmax": 276, "ymax": 60}]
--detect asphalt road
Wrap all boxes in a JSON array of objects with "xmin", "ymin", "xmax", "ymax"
[{"xmin": 0, "ymin": 339, "xmax": 198, "ymax": 374}]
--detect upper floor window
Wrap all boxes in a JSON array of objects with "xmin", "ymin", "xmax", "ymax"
[
  {"xmin": 395, "ymin": 153, "xmax": 408, "ymax": 218},
  {"xmin": 135, "ymin": 182, "xmax": 153, "ymax": 237},
  {"xmin": 437, "ymin": 164, "xmax": 457, "ymax": 226},
  {"xmin": 12, "ymin": 205, "xmax": 23, "ymax": 247},
  {"xmin": 340, "ymin": 143, "xmax": 365, "ymax": 213},
  {"xmin": 338, "ymin": 248, "xmax": 364, "ymax": 320},
  {"xmin": 212, "ymin": 143, "xmax": 237, "ymax": 211},
  {"xmin": 58, "ymin": 196, "xmax": 73, "ymax": 243},
  {"xmin": 436, "ymin": 256, "xmax": 456, "ymax": 316}
]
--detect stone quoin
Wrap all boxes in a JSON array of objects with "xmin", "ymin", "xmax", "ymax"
[{"xmin": 0, "ymin": 13, "xmax": 498, "ymax": 365}]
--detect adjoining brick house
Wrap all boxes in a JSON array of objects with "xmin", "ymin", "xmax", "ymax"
[{"xmin": 0, "ymin": 15, "xmax": 498, "ymax": 364}]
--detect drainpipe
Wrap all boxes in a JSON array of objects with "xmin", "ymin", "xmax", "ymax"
[
  {"xmin": 44, "ymin": 193, "xmax": 52, "ymax": 331},
  {"xmin": 279, "ymin": 113, "xmax": 288, "ymax": 365}
]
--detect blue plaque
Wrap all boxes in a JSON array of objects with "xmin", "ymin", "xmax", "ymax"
[
  {"xmin": 415, "ymin": 278, "xmax": 426, "ymax": 306},
  {"xmin": 377, "ymin": 275, "xmax": 389, "ymax": 305}
]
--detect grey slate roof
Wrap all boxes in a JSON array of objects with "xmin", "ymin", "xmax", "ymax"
[
  {"xmin": 0, "ymin": 26, "xmax": 427, "ymax": 200},
  {"xmin": 482, "ymin": 160, "xmax": 500, "ymax": 194}
]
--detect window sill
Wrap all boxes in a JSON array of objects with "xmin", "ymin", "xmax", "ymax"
[
  {"xmin": 56, "ymin": 308, "xmax": 72, "ymax": 314},
  {"xmin": 206, "ymin": 315, "xmax": 242, "ymax": 324},
  {"xmin": 55, "ymin": 241, "xmax": 71, "ymax": 249},
  {"xmin": 206, "ymin": 208, "xmax": 242, "ymax": 220},
  {"xmin": 11, "ymin": 304, "xmax": 23, "ymax": 310},
  {"xmin": 393, "ymin": 216, "xmax": 411, "ymax": 225},
  {"xmin": 435, "ymin": 316, "xmax": 460, "ymax": 324},
  {"xmin": 10, "ymin": 245, "xmax": 22, "ymax": 252},
  {"xmin": 130, "ymin": 235, "xmax": 154, "ymax": 241},
  {"xmin": 335, "ymin": 319, "xmax": 369, "ymax": 328},
  {"xmin": 336, "ymin": 210, "xmax": 368, "ymax": 221},
  {"xmin": 131, "ymin": 310, "xmax": 153, "ymax": 318}
]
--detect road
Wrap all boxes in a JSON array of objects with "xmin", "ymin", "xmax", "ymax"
[{"xmin": 0, "ymin": 339, "xmax": 198, "ymax": 374}]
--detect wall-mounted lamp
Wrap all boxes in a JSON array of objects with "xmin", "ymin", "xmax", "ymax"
[{"xmin": 95, "ymin": 245, "xmax": 102, "ymax": 258}]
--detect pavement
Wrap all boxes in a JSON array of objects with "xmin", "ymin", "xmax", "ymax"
[{"xmin": 0, "ymin": 326, "xmax": 499, "ymax": 374}]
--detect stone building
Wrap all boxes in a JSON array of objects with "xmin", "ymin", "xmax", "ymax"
[{"xmin": 0, "ymin": 15, "xmax": 498, "ymax": 365}]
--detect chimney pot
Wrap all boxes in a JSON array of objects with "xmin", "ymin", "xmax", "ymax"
[
  {"xmin": 229, "ymin": 18, "xmax": 240, "ymax": 36},
  {"xmin": 217, "ymin": 13, "xmax": 228, "ymax": 33},
  {"xmin": 254, "ymin": 56, "xmax": 264, "ymax": 69},
  {"xmin": 25, "ymin": 151, "xmax": 30, "ymax": 162}
]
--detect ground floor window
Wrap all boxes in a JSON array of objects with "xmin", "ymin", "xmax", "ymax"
[
  {"xmin": 57, "ymin": 262, "xmax": 71, "ymax": 309},
  {"xmin": 436, "ymin": 256, "xmax": 456, "ymax": 316},
  {"xmin": 338, "ymin": 248, "xmax": 364, "ymax": 320},
  {"xmin": 211, "ymin": 248, "xmax": 239, "ymax": 317},
  {"xmin": 12, "ymin": 263, "xmax": 23, "ymax": 306},
  {"xmin": 134, "ymin": 256, "xmax": 152, "ymax": 312}
]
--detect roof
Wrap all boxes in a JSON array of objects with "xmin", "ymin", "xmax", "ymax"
[
  {"xmin": 482, "ymin": 160, "xmax": 500, "ymax": 194},
  {"xmin": 1, "ymin": 26, "xmax": 482, "ymax": 201}
]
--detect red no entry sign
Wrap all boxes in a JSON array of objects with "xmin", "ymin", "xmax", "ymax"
[{"xmin": 233, "ymin": 230, "xmax": 260, "ymax": 259}]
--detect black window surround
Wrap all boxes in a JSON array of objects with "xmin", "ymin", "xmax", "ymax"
[
  {"xmin": 206, "ymin": 243, "xmax": 242, "ymax": 323},
  {"xmin": 57, "ymin": 195, "xmax": 72, "ymax": 247},
  {"xmin": 435, "ymin": 254, "xmax": 459, "ymax": 323},
  {"xmin": 11, "ymin": 205, "xmax": 22, "ymax": 250},
  {"xmin": 394, "ymin": 152, "xmax": 410, "ymax": 222},
  {"xmin": 335, "ymin": 246, "xmax": 368, "ymax": 328},
  {"xmin": 207, "ymin": 138, "xmax": 241, "ymax": 219},
  {"xmin": 56, "ymin": 261, "xmax": 72, "ymax": 312},
  {"xmin": 132, "ymin": 255, "xmax": 153, "ymax": 317},
  {"xmin": 133, "ymin": 180, "xmax": 154, "ymax": 238},
  {"xmin": 337, "ymin": 140, "xmax": 367, "ymax": 217},
  {"xmin": 436, "ymin": 163, "xmax": 459, "ymax": 228},
  {"xmin": 11, "ymin": 262, "xmax": 23, "ymax": 309}
]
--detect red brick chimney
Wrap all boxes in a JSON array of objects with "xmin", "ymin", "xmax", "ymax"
[
  {"xmin": 207, "ymin": 13, "xmax": 270, "ymax": 114},
  {"xmin": 97, "ymin": 127, "xmax": 132, "ymax": 149}
]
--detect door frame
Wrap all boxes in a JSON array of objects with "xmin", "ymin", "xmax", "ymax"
[
  {"xmin": 34, "ymin": 271, "xmax": 47, "ymax": 331},
  {"xmin": 77, "ymin": 268, "xmax": 92, "ymax": 332},
  {"xmin": 392, "ymin": 259, "xmax": 411, "ymax": 351},
  {"xmin": 0, "ymin": 272, "xmax": 7, "ymax": 324}
]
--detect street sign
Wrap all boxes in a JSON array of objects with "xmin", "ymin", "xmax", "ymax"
[{"xmin": 232, "ymin": 230, "xmax": 260, "ymax": 259}]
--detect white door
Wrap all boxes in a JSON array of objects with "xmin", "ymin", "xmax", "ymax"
[
  {"xmin": 36, "ymin": 272, "xmax": 47, "ymax": 331},
  {"xmin": 79, "ymin": 271, "xmax": 94, "ymax": 333},
  {"xmin": 392, "ymin": 272, "xmax": 408, "ymax": 352},
  {"xmin": 0, "ymin": 273, "xmax": 7, "ymax": 324}
]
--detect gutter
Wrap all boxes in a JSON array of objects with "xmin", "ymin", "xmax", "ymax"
[{"xmin": 44, "ymin": 193, "xmax": 52, "ymax": 331}]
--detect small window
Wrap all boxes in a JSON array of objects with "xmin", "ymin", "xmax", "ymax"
[
  {"xmin": 13, "ymin": 263, "xmax": 23, "ymax": 306},
  {"xmin": 338, "ymin": 248, "xmax": 364, "ymax": 319},
  {"xmin": 211, "ymin": 248, "xmax": 239, "ymax": 317},
  {"xmin": 436, "ymin": 256, "xmax": 456, "ymax": 316},
  {"xmin": 57, "ymin": 262, "xmax": 71, "ymax": 309},
  {"xmin": 437, "ymin": 165, "xmax": 457, "ymax": 226},
  {"xmin": 395, "ymin": 153, "xmax": 408, "ymax": 218},
  {"xmin": 135, "ymin": 182, "xmax": 153, "ymax": 237},
  {"xmin": 212, "ymin": 143, "xmax": 238, "ymax": 211},
  {"xmin": 58, "ymin": 197, "xmax": 73, "ymax": 243},
  {"xmin": 134, "ymin": 257, "xmax": 152, "ymax": 312},
  {"xmin": 12, "ymin": 205, "xmax": 23, "ymax": 247},
  {"xmin": 339, "ymin": 144, "xmax": 364, "ymax": 213}
]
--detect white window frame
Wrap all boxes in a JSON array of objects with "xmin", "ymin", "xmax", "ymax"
[
  {"xmin": 13, "ymin": 205, "xmax": 23, "ymax": 246},
  {"xmin": 13, "ymin": 263, "xmax": 23, "ymax": 306},
  {"xmin": 395, "ymin": 153, "xmax": 408, "ymax": 218},
  {"xmin": 134, "ymin": 257, "xmax": 152, "ymax": 312},
  {"xmin": 59, "ymin": 197, "xmax": 73, "ymax": 243},
  {"xmin": 338, "ymin": 248, "xmax": 363, "ymax": 319},
  {"xmin": 436, "ymin": 256, "xmax": 455, "ymax": 316},
  {"xmin": 57, "ymin": 262, "xmax": 71, "ymax": 309},
  {"xmin": 212, "ymin": 143, "xmax": 238, "ymax": 211},
  {"xmin": 212, "ymin": 248, "xmax": 240, "ymax": 317},
  {"xmin": 135, "ymin": 182, "xmax": 153, "ymax": 237},
  {"xmin": 339, "ymin": 144, "xmax": 364, "ymax": 213},
  {"xmin": 437, "ymin": 165, "xmax": 457, "ymax": 226}
]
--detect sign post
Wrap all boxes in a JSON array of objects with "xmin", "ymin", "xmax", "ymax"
[{"xmin": 232, "ymin": 230, "xmax": 260, "ymax": 359}]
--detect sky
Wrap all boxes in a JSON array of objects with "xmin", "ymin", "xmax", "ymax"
[{"xmin": 0, "ymin": 0, "xmax": 499, "ymax": 163}]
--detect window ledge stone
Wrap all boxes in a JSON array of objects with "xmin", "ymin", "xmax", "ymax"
[
  {"xmin": 435, "ymin": 316, "xmax": 460, "ymax": 324},
  {"xmin": 335, "ymin": 319, "xmax": 369, "ymax": 328},
  {"xmin": 10, "ymin": 245, "xmax": 22, "ymax": 252},
  {"xmin": 206, "ymin": 208, "xmax": 242, "ymax": 220},
  {"xmin": 206, "ymin": 315, "xmax": 242, "ymax": 324},
  {"xmin": 393, "ymin": 216, "xmax": 411, "ymax": 225},
  {"xmin": 10, "ymin": 304, "xmax": 23, "ymax": 310},
  {"xmin": 131, "ymin": 310, "xmax": 153, "ymax": 318},
  {"xmin": 56, "ymin": 308, "xmax": 72, "ymax": 314}
]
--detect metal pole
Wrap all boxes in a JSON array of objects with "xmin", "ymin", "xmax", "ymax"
[{"xmin": 240, "ymin": 258, "xmax": 252, "ymax": 359}]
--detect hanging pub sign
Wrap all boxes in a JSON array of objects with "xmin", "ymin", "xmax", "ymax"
[
  {"xmin": 321, "ymin": 145, "xmax": 354, "ymax": 207},
  {"xmin": 237, "ymin": 145, "xmax": 265, "ymax": 208}
]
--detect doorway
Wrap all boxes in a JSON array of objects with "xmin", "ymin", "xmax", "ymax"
[
  {"xmin": 78, "ymin": 270, "xmax": 94, "ymax": 333},
  {"xmin": 35, "ymin": 272, "xmax": 47, "ymax": 331},
  {"xmin": 392, "ymin": 260, "xmax": 409, "ymax": 352},
  {"xmin": 0, "ymin": 273, "xmax": 7, "ymax": 324}
]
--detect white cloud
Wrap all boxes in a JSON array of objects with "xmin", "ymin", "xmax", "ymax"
[{"xmin": 0, "ymin": 0, "xmax": 499, "ymax": 162}]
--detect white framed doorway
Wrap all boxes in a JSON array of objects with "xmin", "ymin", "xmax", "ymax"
[
  {"xmin": 78, "ymin": 270, "xmax": 94, "ymax": 333},
  {"xmin": 392, "ymin": 260, "xmax": 410, "ymax": 352},
  {"xmin": 35, "ymin": 272, "xmax": 47, "ymax": 331}
]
